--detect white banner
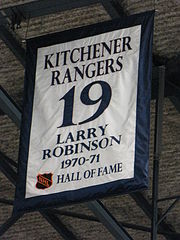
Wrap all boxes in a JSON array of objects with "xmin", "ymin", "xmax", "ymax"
[{"xmin": 25, "ymin": 25, "xmax": 141, "ymax": 198}]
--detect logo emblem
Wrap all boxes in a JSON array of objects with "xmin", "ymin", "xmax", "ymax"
[{"xmin": 36, "ymin": 173, "xmax": 53, "ymax": 189}]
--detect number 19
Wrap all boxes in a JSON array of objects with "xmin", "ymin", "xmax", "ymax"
[{"xmin": 58, "ymin": 81, "xmax": 112, "ymax": 128}]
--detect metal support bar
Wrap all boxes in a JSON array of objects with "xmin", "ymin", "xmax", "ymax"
[
  {"xmin": 119, "ymin": 223, "xmax": 180, "ymax": 238},
  {"xmin": 169, "ymin": 96, "xmax": 180, "ymax": 113},
  {"xmin": 0, "ymin": 151, "xmax": 17, "ymax": 184},
  {"xmin": 87, "ymin": 200, "xmax": 133, "ymax": 240},
  {"xmin": 131, "ymin": 192, "xmax": 152, "ymax": 218},
  {"xmin": 0, "ymin": 152, "xmax": 18, "ymax": 237},
  {"xmin": 166, "ymin": 75, "xmax": 180, "ymax": 113},
  {"xmin": 0, "ymin": 0, "xmax": 111, "ymax": 20},
  {"xmin": 151, "ymin": 66, "xmax": 165, "ymax": 240},
  {"xmin": 0, "ymin": 86, "xmax": 22, "ymax": 128},
  {"xmin": 40, "ymin": 210, "xmax": 78, "ymax": 240},
  {"xmin": 49, "ymin": 209, "xmax": 180, "ymax": 238},
  {"xmin": 109, "ymin": 0, "xmax": 127, "ymax": 17},
  {"xmin": 0, "ymin": 25, "xmax": 25, "ymax": 67},
  {"xmin": 131, "ymin": 192, "xmax": 177, "ymax": 240},
  {"xmin": 50, "ymin": 208, "xmax": 98, "ymax": 222},
  {"xmin": 0, "ymin": 147, "xmax": 18, "ymax": 168},
  {"xmin": 158, "ymin": 195, "xmax": 180, "ymax": 202},
  {"xmin": 0, "ymin": 198, "xmax": 14, "ymax": 205},
  {"xmin": 101, "ymin": 0, "xmax": 120, "ymax": 18},
  {"xmin": 0, "ymin": 11, "xmax": 9, "ymax": 25},
  {"xmin": 5, "ymin": 157, "xmax": 18, "ymax": 169},
  {"xmin": 53, "ymin": 208, "xmax": 161, "ymax": 235},
  {"xmin": 157, "ymin": 199, "xmax": 179, "ymax": 226},
  {"xmin": 0, "ymin": 0, "xmax": 126, "ymax": 25},
  {"xmin": 0, "ymin": 136, "xmax": 20, "ymax": 240},
  {"xmin": 0, "ymin": 213, "xmax": 24, "ymax": 236},
  {"xmin": 0, "ymin": 0, "xmax": 121, "ymax": 37},
  {"xmin": 0, "ymin": 0, "xmax": 125, "ymax": 21}
]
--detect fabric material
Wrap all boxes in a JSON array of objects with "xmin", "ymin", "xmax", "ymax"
[{"xmin": 13, "ymin": 11, "xmax": 154, "ymax": 213}]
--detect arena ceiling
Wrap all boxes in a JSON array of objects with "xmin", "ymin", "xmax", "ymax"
[{"xmin": 0, "ymin": 1, "xmax": 180, "ymax": 239}]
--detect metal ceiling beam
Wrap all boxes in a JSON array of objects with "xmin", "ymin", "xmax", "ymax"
[
  {"xmin": 157, "ymin": 199, "xmax": 179, "ymax": 226},
  {"xmin": 0, "ymin": 25, "xmax": 25, "ymax": 67},
  {"xmin": 158, "ymin": 195, "xmax": 180, "ymax": 202},
  {"xmin": 168, "ymin": 78, "xmax": 180, "ymax": 112},
  {"xmin": 0, "ymin": 149, "xmax": 17, "ymax": 169},
  {"xmin": 49, "ymin": 208, "xmax": 98, "ymax": 222},
  {"xmin": 119, "ymin": 223, "xmax": 180, "ymax": 238},
  {"xmin": 0, "ymin": 213, "xmax": 24, "ymax": 236},
  {"xmin": 0, "ymin": 11, "xmax": 25, "ymax": 67},
  {"xmin": 131, "ymin": 192, "xmax": 177, "ymax": 240},
  {"xmin": 0, "ymin": 0, "xmax": 117, "ymax": 20},
  {"xmin": 50, "ymin": 209, "xmax": 180, "ymax": 238},
  {"xmin": 102, "ymin": 0, "xmax": 126, "ymax": 18},
  {"xmin": 87, "ymin": 200, "xmax": 133, "ymax": 240},
  {"xmin": 151, "ymin": 66, "xmax": 165, "ymax": 240},
  {"xmin": 41, "ymin": 210, "xmax": 78, "ymax": 240},
  {"xmin": 166, "ymin": 55, "xmax": 180, "ymax": 112},
  {"xmin": 101, "ymin": 0, "xmax": 120, "ymax": 18},
  {"xmin": 0, "ymin": 151, "xmax": 23, "ymax": 237},
  {"xmin": 0, "ymin": 151, "xmax": 17, "ymax": 184},
  {"xmin": 0, "ymin": 11, "xmax": 9, "ymax": 25},
  {"xmin": 0, "ymin": 86, "xmax": 21, "ymax": 128},
  {"xmin": 169, "ymin": 96, "xmax": 180, "ymax": 113},
  {"xmin": 0, "ymin": 0, "xmax": 123, "ymax": 30},
  {"xmin": 0, "ymin": 0, "xmax": 122, "ymax": 28},
  {"xmin": 0, "ymin": 198, "xmax": 14, "ymax": 205}
]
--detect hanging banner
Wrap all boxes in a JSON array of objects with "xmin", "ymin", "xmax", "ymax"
[{"xmin": 14, "ymin": 11, "xmax": 154, "ymax": 213}]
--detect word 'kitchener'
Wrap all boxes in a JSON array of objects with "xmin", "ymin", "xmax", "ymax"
[{"xmin": 43, "ymin": 36, "xmax": 132, "ymax": 85}]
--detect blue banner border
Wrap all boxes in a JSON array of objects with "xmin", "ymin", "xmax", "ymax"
[{"xmin": 13, "ymin": 11, "xmax": 154, "ymax": 214}]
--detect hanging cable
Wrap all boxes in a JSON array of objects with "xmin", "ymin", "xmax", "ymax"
[{"xmin": 22, "ymin": 14, "xmax": 30, "ymax": 43}]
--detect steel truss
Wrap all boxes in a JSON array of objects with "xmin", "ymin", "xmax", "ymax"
[{"xmin": 0, "ymin": 0, "xmax": 180, "ymax": 239}]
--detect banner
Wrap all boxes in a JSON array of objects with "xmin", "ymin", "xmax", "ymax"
[{"xmin": 14, "ymin": 11, "xmax": 154, "ymax": 213}]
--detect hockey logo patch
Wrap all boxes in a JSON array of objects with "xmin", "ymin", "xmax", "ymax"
[{"xmin": 36, "ymin": 173, "xmax": 53, "ymax": 190}]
